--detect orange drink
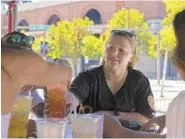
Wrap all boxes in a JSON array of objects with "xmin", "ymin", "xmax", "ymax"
[{"xmin": 47, "ymin": 88, "xmax": 66, "ymax": 118}]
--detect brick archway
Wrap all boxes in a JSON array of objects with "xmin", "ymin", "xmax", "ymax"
[
  {"xmin": 47, "ymin": 14, "xmax": 61, "ymax": 25},
  {"xmin": 80, "ymin": 4, "xmax": 105, "ymax": 23},
  {"xmin": 18, "ymin": 19, "xmax": 29, "ymax": 26},
  {"xmin": 17, "ymin": 19, "xmax": 29, "ymax": 31},
  {"xmin": 43, "ymin": 10, "xmax": 63, "ymax": 25},
  {"xmin": 85, "ymin": 9, "xmax": 102, "ymax": 24}
]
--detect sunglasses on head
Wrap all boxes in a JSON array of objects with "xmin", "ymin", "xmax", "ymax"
[
  {"xmin": 7, "ymin": 31, "xmax": 35, "ymax": 47},
  {"xmin": 111, "ymin": 29, "xmax": 136, "ymax": 38}
]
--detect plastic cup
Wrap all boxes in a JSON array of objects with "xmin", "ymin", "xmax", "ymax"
[
  {"xmin": 35, "ymin": 118, "xmax": 67, "ymax": 138},
  {"xmin": 47, "ymin": 88, "xmax": 66, "ymax": 118},
  {"xmin": 8, "ymin": 95, "xmax": 32, "ymax": 138},
  {"xmin": 71, "ymin": 114, "xmax": 104, "ymax": 138}
]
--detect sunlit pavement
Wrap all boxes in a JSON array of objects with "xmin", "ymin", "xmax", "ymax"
[{"xmin": 149, "ymin": 79, "xmax": 185, "ymax": 114}]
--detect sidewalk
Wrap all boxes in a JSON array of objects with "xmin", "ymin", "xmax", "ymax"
[{"xmin": 149, "ymin": 79, "xmax": 185, "ymax": 113}]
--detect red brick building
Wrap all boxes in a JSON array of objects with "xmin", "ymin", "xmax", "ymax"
[{"xmin": 1, "ymin": 1, "xmax": 166, "ymax": 35}]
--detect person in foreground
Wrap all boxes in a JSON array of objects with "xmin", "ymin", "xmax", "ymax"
[
  {"xmin": 167, "ymin": 9, "xmax": 185, "ymax": 138},
  {"xmin": 1, "ymin": 31, "xmax": 72, "ymax": 138},
  {"xmin": 104, "ymin": 9, "xmax": 185, "ymax": 138}
]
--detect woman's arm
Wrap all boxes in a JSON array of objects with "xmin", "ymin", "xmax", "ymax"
[
  {"xmin": 118, "ymin": 127, "xmax": 165, "ymax": 138},
  {"xmin": 140, "ymin": 115, "xmax": 166, "ymax": 134},
  {"xmin": 95, "ymin": 110, "xmax": 149, "ymax": 124},
  {"xmin": 68, "ymin": 72, "xmax": 92, "ymax": 104},
  {"xmin": 119, "ymin": 111, "xmax": 150, "ymax": 124},
  {"xmin": 135, "ymin": 75, "xmax": 156, "ymax": 119},
  {"xmin": 103, "ymin": 115, "xmax": 165, "ymax": 138}
]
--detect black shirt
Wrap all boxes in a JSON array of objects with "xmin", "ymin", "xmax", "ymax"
[{"xmin": 68, "ymin": 66, "xmax": 156, "ymax": 118}]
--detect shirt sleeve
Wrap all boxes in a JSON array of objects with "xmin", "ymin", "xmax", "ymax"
[
  {"xmin": 67, "ymin": 72, "xmax": 91, "ymax": 104},
  {"xmin": 135, "ymin": 75, "xmax": 156, "ymax": 119}
]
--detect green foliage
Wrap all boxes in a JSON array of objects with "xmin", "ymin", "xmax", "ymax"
[
  {"xmin": 46, "ymin": 18, "xmax": 93, "ymax": 60},
  {"xmin": 32, "ymin": 4, "xmax": 184, "ymax": 61},
  {"xmin": 162, "ymin": 0, "xmax": 185, "ymax": 25},
  {"xmin": 81, "ymin": 35, "xmax": 104, "ymax": 58},
  {"xmin": 33, "ymin": 17, "xmax": 95, "ymax": 60},
  {"xmin": 108, "ymin": 8, "xmax": 148, "ymax": 29},
  {"xmin": 107, "ymin": 8, "xmax": 154, "ymax": 60},
  {"xmin": 148, "ymin": 0, "xmax": 184, "ymax": 58}
]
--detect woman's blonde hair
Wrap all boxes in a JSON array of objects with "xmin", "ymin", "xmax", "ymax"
[{"xmin": 100, "ymin": 30, "xmax": 136, "ymax": 68}]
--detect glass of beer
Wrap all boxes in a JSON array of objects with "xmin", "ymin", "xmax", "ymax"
[
  {"xmin": 47, "ymin": 88, "xmax": 67, "ymax": 118},
  {"xmin": 8, "ymin": 95, "xmax": 32, "ymax": 138}
]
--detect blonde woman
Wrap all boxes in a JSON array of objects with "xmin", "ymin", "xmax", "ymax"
[{"xmin": 107, "ymin": 9, "xmax": 185, "ymax": 138}]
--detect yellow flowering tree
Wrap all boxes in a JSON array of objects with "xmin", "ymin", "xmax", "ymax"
[
  {"xmin": 101, "ymin": 8, "xmax": 155, "ymax": 61},
  {"xmin": 148, "ymin": 0, "xmax": 185, "ymax": 58}
]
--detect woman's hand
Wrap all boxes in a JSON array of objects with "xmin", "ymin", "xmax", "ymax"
[
  {"xmin": 119, "ymin": 112, "xmax": 150, "ymax": 125},
  {"xmin": 140, "ymin": 115, "xmax": 166, "ymax": 134},
  {"xmin": 103, "ymin": 115, "xmax": 166, "ymax": 138},
  {"xmin": 95, "ymin": 111, "xmax": 149, "ymax": 125},
  {"xmin": 21, "ymin": 84, "xmax": 45, "ymax": 93}
]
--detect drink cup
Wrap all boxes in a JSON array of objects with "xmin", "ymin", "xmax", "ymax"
[
  {"xmin": 35, "ymin": 118, "xmax": 67, "ymax": 138},
  {"xmin": 8, "ymin": 95, "xmax": 32, "ymax": 138}
]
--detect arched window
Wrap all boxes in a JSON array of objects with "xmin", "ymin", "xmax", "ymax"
[
  {"xmin": 17, "ymin": 19, "xmax": 29, "ymax": 31},
  {"xmin": 85, "ymin": 9, "xmax": 102, "ymax": 24},
  {"xmin": 47, "ymin": 14, "xmax": 60, "ymax": 25}
]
